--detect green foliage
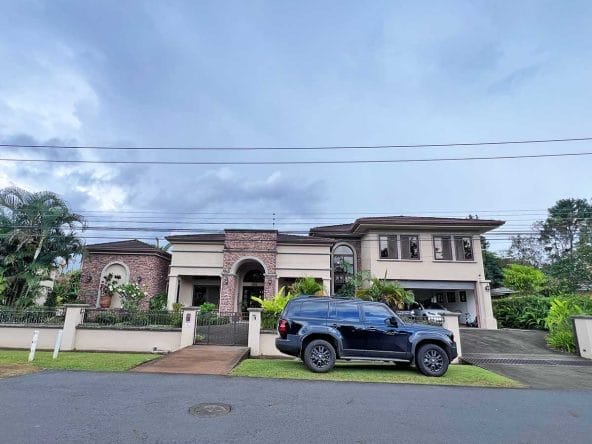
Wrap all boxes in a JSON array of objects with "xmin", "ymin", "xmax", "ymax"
[
  {"xmin": 481, "ymin": 237, "xmax": 504, "ymax": 288},
  {"xmin": 545, "ymin": 296, "xmax": 592, "ymax": 352},
  {"xmin": 290, "ymin": 276, "xmax": 325, "ymax": 296},
  {"xmin": 198, "ymin": 302, "xmax": 216, "ymax": 314},
  {"xmin": 502, "ymin": 264, "xmax": 548, "ymax": 295},
  {"xmin": 252, "ymin": 286, "xmax": 294, "ymax": 329},
  {"xmin": 148, "ymin": 291, "xmax": 167, "ymax": 311},
  {"xmin": 45, "ymin": 270, "xmax": 81, "ymax": 307},
  {"xmin": 0, "ymin": 187, "xmax": 85, "ymax": 306},
  {"xmin": 116, "ymin": 283, "xmax": 148, "ymax": 311},
  {"xmin": 337, "ymin": 270, "xmax": 371, "ymax": 298},
  {"xmin": 492, "ymin": 296, "xmax": 551, "ymax": 329},
  {"xmin": 356, "ymin": 276, "xmax": 414, "ymax": 310}
]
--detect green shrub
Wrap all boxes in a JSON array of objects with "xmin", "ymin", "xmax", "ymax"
[
  {"xmin": 252, "ymin": 286, "xmax": 294, "ymax": 329},
  {"xmin": 545, "ymin": 295, "xmax": 592, "ymax": 352},
  {"xmin": 93, "ymin": 311, "xmax": 118, "ymax": 325},
  {"xmin": 198, "ymin": 302, "xmax": 216, "ymax": 314},
  {"xmin": 149, "ymin": 292, "xmax": 167, "ymax": 311},
  {"xmin": 493, "ymin": 296, "xmax": 551, "ymax": 330}
]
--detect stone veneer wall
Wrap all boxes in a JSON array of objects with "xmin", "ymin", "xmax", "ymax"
[
  {"xmin": 79, "ymin": 253, "xmax": 170, "ymax": 308},
  {"xmin": 219, "ymin": 231, "xmax": 278, "ymax": 312}
]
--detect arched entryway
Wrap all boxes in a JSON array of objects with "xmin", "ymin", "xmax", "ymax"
[{"xmin": 235, "ymin": 260, "xmax": 266, "ymax": 312}]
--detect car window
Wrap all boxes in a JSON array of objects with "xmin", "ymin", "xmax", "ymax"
[
  {"xmin": 284, "ymin": 301, "xmax": 301, "ymax": 317},
  {"xmin": 363, "ymin": 304, "xmax": 392, "ymax": 323},
  {"xmin": 298, "ymin": 301, "xmax": 329, "ymax": 318},
  {"xmin": 330, "ymin": 303, "xmax": 360, "ymax": 322}
]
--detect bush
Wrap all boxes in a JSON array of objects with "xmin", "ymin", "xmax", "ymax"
[
  {"xmin": 149, "ymin": 292, "xmax": 167, "ymax": 311},
  {"xmin": 198, "ymin": 302, "xmax": 216, "ymax": 314},
  {"xmin": 545, "ymin": 295, "xmax": 592, "ymax": 352},
  {"xmin": 493, "ymin": 296, "xmax": 551, "ymax": 330},
  {"xmin": 93, "ymin": 311, "xmax": 118, "ymax": 325},
  {"xmin": 252, "ymin": 287, "xmax": 294, "ymax": 329},
  {"xmin": 502, "ymin": 264, "xmax": 548, "ymax": 295}
]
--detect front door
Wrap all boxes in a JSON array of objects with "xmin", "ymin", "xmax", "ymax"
[
  {"xmin": 241, "ymin": 286, "xmax": 263, "ymax": 312},
  {"xmin": 362, "ymin": 303, "xmax": 409, "ymax": 359}
]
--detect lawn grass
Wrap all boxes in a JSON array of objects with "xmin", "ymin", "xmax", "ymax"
[
  {"xmin": 0, "ymin": 349, "xmax": 158, "ymax": 375},
  {"xmin": 231, "ymin": 359, "xmax": 523, "ymax": 388}
]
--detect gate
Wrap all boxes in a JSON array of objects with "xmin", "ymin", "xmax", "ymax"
[{"xmin": 194, "ymin": 312, "xmax": 249, "ymax": 346}]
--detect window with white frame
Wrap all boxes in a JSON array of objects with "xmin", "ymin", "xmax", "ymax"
[
  {"xmin": 433, "ymin": 235, "xmax": 474, "ymax": 261},
  {"xmin": 378, "ymin": 234, "xmax": 420, "ymax": 260}
]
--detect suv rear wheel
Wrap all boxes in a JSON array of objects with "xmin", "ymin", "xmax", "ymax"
[
  {"xmin": 416, "ymin": 343, "xmax": 449, "ymax": 377},
  {"xmin": 303, "ymin": 339, "xmax": 336, "ymax": 373}
]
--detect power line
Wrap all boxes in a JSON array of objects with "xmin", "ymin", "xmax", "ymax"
[
  {"xmin": 2, "ymin": 136, "xmax": 591, "ymax": 151},
  {"xmin": 2, "ymin": 151, "xmax": 592, "ymax": 165}
]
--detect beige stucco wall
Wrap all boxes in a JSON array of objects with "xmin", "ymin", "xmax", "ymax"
[
  {"xmin": 169, "ymin": 242, "xmax": 224, "ymax": 277},
  {"xmin": 75, "ymin": 328, "xmax": 181, "ymax": 352},
  {"xmin": 276, "ymin": 244, "xmax": 331, "ymax": 280},
  {"xmin": 260, "ymin": 331, "xmax": 291, "ymax": 357},
  {"xmin": 361, "ymin": 232, "xmax": 485, "ymax": 282},
  {"xmin": 0, "ymin": 326, "xmax": 62, "ymax": 349}
]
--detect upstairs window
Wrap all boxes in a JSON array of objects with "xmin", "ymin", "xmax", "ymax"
[
  {"xmin": 455, "ymin": 236, "xmax": 474, "ymax": 261},
  {"xmin": 401, "ymin": 235, "xmax": 420, "ymax": 260},
  {"xmin": 433, "ymin": 236, "xmax": 453, "ymax": 260},
  {"xmin": 333, "ymin": 244, "xmax": 355, "ymax": 294},
  {"xmin": 379, "ymin": 235, "xmax": 398, "ymax": 259},
  {"xmin": 433, "ymin": 235, "xmax": 474, "ymax": 261},
  {"xmin": 378, "ymin": 234, "xmax": 420, "ymax": 260}
]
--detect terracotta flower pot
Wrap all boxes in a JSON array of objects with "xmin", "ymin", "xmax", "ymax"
[{"xmin": 99, "ymin": 294, "xmax": 112, "ymax": 308}]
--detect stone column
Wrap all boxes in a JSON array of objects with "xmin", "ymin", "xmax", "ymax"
[
  {"xmin": 573, "ymin": 315, "xmax": 592, "ymax": 359},
  {"xmin": 442, "ymin": 312, "xmax": 462, "ymax": 363},
  {"xmin": 167, "ymin": 276, "xmax": 179, "ymax": 310},
  {"xmin": 323, "ymin": 279, "xmax": 331, "ymax": 296},
  {"xmin": 62, "ymin": 304, "xmax": 89, "ymax": 351},
  {"xmin": 220, "ymin": 273, "xmax": 237, "ymax": 312},
  {"xmin": 180, "ymin": 307, "xmax": 200, "ymax": 348},
  {"xmin": 248, "ymin": 308, "xmax": 263, "ymax": 357},
  {"xmin": 264, "ymin": 274, "xmax": 277, "ymax": 300}
]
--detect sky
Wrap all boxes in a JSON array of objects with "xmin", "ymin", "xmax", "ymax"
[{"xmin": 1, "ymin": 0, "xmax": 592, "ymax": 252}]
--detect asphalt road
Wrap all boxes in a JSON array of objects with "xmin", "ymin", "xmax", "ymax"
[{"xmin": 1, "ymin": 371, "xmax": 591, "ymax": 444}]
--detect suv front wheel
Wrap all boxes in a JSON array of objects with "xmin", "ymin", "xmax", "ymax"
[
  {"xmin": 303, "ymin": 339, "xmax": 336, "ymax": 373},
  {"xmin": 416, "ymin": 343, "xmax": 449, "ymax": 377}
]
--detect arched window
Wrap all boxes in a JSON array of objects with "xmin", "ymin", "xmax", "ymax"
[{"xmin": 332, "ymin": 244, "xmax": 355, "ymax": 294}]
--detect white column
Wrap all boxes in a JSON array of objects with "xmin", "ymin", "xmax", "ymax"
[
  {"xmin": 180, "ymin": 307, "xmax": 199, "ymax": 348},
  {"xmin": 248, "ymin": 308, "xmax": 263, "ymax": 357},
  {"xmin": 475, "ymin": 280, "xmax": 498, "ymax": 329},
  {"xmin": 323, "ymin": 279, "xmax": 331, "ymax": 296},
  {"xmin": 442, "ymin": 312, "xmax": 462, "ymax": 363},
  {"xmin": 573, "ymin": 316, "xmax": 592, "ymax": 359},
  {"xmin": 167, "ymin": 276, "xmax": 179, "ymax": 310},
  {"xmin": 61, "ymin": 304, "xmax": 89, "ymax": 351}
]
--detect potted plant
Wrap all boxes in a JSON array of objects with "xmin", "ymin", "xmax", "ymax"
[{"xmin": 99, "ymin": 273, "xmax": 121, "ymax": 308}]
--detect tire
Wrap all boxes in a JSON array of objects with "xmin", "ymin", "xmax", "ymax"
[
  {"xmin": 303, "ymin": 339, "xmax": 336, "ymax": 373},
  {"xmin": 415, "ymin": 343, "xmax": 449, "ymax": 377}
]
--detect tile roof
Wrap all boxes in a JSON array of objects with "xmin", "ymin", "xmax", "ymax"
[
  {"xmin": 85, "ymin": 239, "xmax": 171, "ymax": 257},
  {"xmin": 165, "ymin": 232, "xmax": 334, "ymax": 244}
]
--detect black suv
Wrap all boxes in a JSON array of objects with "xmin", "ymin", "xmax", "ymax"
[{"xmin": 276, "ymin": 296, "xmax": 457, "ymax": 377}]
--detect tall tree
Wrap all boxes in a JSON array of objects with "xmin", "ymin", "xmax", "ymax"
[
  {"xmin": 0, "ymin": 187, "xmax": 85, "ymax": 306},
  {"xmin": 481, "ymin": 237, "xmax": 504, "ymax": 288},
  {"xmin": 540, "ymin": 198, "xmax": 592, "ymax": 260}
]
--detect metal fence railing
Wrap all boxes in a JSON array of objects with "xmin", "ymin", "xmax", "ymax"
[
  {"xmin": 195, "ymin": 311, "xmax": 249, "ymax": 345},
  {"xmin": 81, "ymin": 309, "xmax": 182, "ymax": 329},
  {"xmin": 0, "ymin": 307, "xmax": 66, "ymax": 326}
]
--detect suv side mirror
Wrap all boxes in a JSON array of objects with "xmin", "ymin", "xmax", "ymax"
[{"xmin": 388, "ymin": 316, "xmax": 398, "ymax": 327}]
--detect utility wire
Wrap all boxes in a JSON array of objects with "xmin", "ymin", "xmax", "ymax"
[
  {"xmin": 2, "ymin": 136, "xmax": 591, "ymax": 151},
  {"xmin": 2, "ymin": 151, "xmax": 592, "ymax": 165}
]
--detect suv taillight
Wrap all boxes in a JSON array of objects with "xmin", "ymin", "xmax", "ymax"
[{"xmin": 278, "ymin": 319, "xmax": 288, "ymax": 338}]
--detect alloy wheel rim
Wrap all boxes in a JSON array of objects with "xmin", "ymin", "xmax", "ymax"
[
  {"xmin": 310, "ymin": 344, "xmax": 331, "ymax": 368},
  {"xmin": 423, "ymin": 349, "xmax": 444, "ymax": 372}
]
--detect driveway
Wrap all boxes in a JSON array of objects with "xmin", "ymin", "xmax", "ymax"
[
  {"xmin": 461, "ymin": 328, "xmax": 592, "ymax": 389},
  {"xmin": 1, "ymin": 371, "xmax": 591, "ymax": 443},
  {"xmin": 132, "ymin": 345, "xmax": 249, "ymax": 375}
]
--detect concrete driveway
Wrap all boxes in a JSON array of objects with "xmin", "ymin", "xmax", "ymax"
[
  {"xmin": 1, "ymin": 371, "xmax": 592, "ymax": 443},
  {"xmin": 461, "ymin": 328, "xmax": 592, "ymax": 389}
]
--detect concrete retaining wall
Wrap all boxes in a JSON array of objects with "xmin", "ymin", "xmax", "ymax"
[
  {"xmin": 75, "ymin": 328, "xmax": 181, "ymax": 353},
  {"xmin": 0, "ymin": 326, "xmax": 62, "ymax": 350}
]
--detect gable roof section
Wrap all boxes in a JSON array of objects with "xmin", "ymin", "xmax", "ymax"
[
  {"xmin": 165, "ymin": 232, "xmax": 334, "ymax": 245},
  {"xmin": 310, "ymin": 215, "xmax": 505, "ymax": 236},
  {"xmin": 85, "ymin": 239, "xmax": 171, "ymax": 258}
]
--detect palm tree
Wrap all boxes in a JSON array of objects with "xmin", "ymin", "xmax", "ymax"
[
  {"xmin": 0, "ymin": 187, "xmax": 85, "ymax": 306},
  {"xmin": 356, "ymin": 275, "xmax": 414, "ymax": 310}
]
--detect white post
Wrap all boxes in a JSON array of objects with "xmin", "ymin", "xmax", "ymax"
[
  {"xmin": 61, "ymin": 304, "xmax": 89, "ymax": 351},
  {"xmin": 573, "ymin": 315, "xmax": 592, "ymax": 359},
  {"xmin": 28, "ymin": 330, "xmax": 39, "ymax": 362},
  {"xmin": 52, "ymin": 329, "xmax": 64, "ymax": 359},
  {"xmin": 248, "ymin": 308, "xmax": 263, "ymax": 357},
  {"xmin": 442, "ymin": 312, "xmax": 462, "ymax": 363},
  {"xmin": 180, "ymin": 307, "xmax": 199, "ymax": 349}
]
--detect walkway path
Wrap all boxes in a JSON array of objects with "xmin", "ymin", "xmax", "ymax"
[
  {"xmin": 132, "ymin": 345, "xmax": 249, "ymax": 375},
  {"xmin": 461, "ymin": 328, "xmax": 592, "ymax": 389}
]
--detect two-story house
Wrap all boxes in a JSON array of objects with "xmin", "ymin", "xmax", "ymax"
[{"xmin": 165, "ymin": 216, "xmax": 504, "ymax": 329}]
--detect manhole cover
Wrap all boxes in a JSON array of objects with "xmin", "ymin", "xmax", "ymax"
[{"xmin": 189, "ymin": 403, "xmax": 231, "ymax": 417}]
